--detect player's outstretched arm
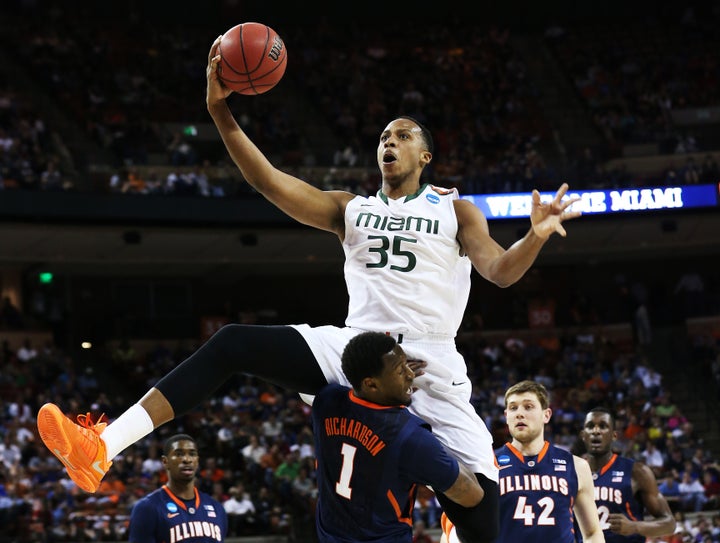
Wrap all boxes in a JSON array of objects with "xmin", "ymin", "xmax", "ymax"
[
  {"xmin": 456, "ymin": 182, "xmax": 581, "ymax": 288},
  {"xmin": 205, "ymin": 36, "xmax": 352, "ymax": 235},
  {"xmin": 573, "ymin": 456, "xmax": 606, "ymax": 543},
  {"xmin": 442, "ymin": 462, "xmax": 484, "ymax": 508},
  {"xmin": 607, "ymin": 461, "xmax": 676, "ymax": 538}
]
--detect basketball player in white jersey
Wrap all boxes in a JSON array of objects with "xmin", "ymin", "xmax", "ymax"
[{"xmin": 37, "ymin": 36, "xmax": 581, "ymax": 543}]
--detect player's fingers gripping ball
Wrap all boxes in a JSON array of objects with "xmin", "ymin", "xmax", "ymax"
[{"xmin": 217, "ymin": 22, "xmax": 288, "ymax": 95}]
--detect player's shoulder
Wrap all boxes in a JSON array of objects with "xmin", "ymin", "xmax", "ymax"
[
  {"xmin": 571, "ymin": 452, "xmax": 593, "ymax": 473},
  {"xmin": 317, "ymin": 382, "xmax": 350, "ymax": 402},
  {"xmin": 494, "ymin": 443, "xmax": 511, "ymax": 455},
  {"xmin": 131, "ymin": 487, "xmax": 164, "ymax": 513},
  {"xmin": 427, "ymin": 184, "xmax": 458, "ymax": 197}
]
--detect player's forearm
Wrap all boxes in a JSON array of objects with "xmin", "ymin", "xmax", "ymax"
[
  {"xmin": 487, "ymin": 229, "xmax": 546, "ymax": 287},
  {"xmin": 443, "ymin": 463, "xmax": 484, "ymax": 507},
  {"xmin": 207, "ymin": 104, "xmax": 278, "ymax": 193},
  {"xmin": 631, "ymin": 518, "xmax": 677, "ymax": 538}
]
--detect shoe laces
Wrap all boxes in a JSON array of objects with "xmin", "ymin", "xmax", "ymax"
[{"xmin": 76, "ymin": 412, "xmax": 108, "ymax": 435}]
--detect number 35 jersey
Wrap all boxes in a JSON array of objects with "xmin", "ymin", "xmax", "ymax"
[
  {"xmin": 343, "ymin": 184, "xmax": 471, "ymax": 338},
  {"xmin": 495, "ymin": 441, "xmax": 579, "ymax": 543}
]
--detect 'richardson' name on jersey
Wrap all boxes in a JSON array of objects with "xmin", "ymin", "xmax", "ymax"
[
  {"xmin": 499, "ymin": 473, "xmax": 570, "ymax": 496},
  {"xmin": 356, "ymin": 212, "xmax": 440, "ymax": 235},
  {"xmin": 170, "ymin": 521, "xmax": 223, "ymax": 543},
  {"xmin": 324, "ymin": 417, "xmax": 386, "ymax": 456}
]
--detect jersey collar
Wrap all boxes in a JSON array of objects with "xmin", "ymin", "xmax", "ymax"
[
  {"xmin": 377, "ymin": 183, "xmax": 428, "ymax": 204},
  {"xmin": 162, "ymin": 485, "xmax": 200, "ymax": 511}
]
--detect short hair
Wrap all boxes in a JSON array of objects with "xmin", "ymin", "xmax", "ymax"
[
  {"xmin": 505, "ymin": 380, "xmax": 550, "ymax": 409},
  {"xmin": 341, "ymin": 332, "xmax": 397, "ymax": 390},
  {"xmin": 163, "ymin": 433, "xmax": 196, "ymax": 456},
  {"xmin": 586, "ymin": 406, "xmax": 615, "ymax": 429},
  {"xmin": 397, "ymin": 115, "xmax": 434, "ymax": 155}
]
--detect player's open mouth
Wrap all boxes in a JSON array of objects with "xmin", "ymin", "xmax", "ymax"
[{"xmin": 383, "ymin": 152, "xmax": 397, "ymax": 163}]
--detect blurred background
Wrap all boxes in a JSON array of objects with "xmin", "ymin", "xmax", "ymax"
[{"xmin": 0, "ymin": 1, "xmax": 719, "ymax": 542}]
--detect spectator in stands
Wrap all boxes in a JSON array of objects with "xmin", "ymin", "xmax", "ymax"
[
  {"xmin": 16, "ymin": 338, "xmax": 38, "ymax": 362},
  {"xmin": 679, "ymin": 470, "xmax": 708, "ymax": 512},
  {"xmin": 0, "ymin": 296, "xmax": 23, "ymax": 329},
  {"xmin": 167, "ymin": 132, "xmax": 197, "ymax": 166},
  {"xmin": 223, "ymin": 484, "xmax": 256, "ymax": 536},
  {"xmin": 121, "ymin": 168, "xmax": 147, "ymax": 194},
  {"xmin": 40, "ymin": 158, "xmax": 64, "ymax": 191},
  {"xmin": 642, "ymin": 440, "xmax": 667, "ymax": 477},
  {"xmin": 702, "ymin": 469, "xmax": 720, "ymax": 509},
  {"xmin": 659, "ymin": 473, "xmax": 682, "ymax": 508}
]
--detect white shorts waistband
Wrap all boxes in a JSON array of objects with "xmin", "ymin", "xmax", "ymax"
[{"xmin": 352, "ymin": 328, "xmax": 455, "ymax": 344}]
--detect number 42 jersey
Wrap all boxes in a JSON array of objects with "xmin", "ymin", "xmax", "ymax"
[{"xmin": 495, "ymin": 441, "xmax": 579, "ymax": 543}]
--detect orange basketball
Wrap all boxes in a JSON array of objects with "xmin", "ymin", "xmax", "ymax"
[{"xmin": 217, "ymin": 22, "xmax": 288, "ymax": 95}]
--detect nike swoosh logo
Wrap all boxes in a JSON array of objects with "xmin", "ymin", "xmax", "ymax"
[
  {"xmin": 452, "ymin": 381, "xmax": 467, "ymax": 386},
  {"xmin": 498, "ymin": 465, "xmax": 513, "ymax": 470},
  {"xmin": 92, "ymin": 461, "xmax": 106, "ymax": 475},
  {"xmin": 54, "ymin": 448, "xmax": 77, "ymax": 470},
  {"xmin": 167, "ymin": 513, "xmax": 179, "ymax": 518}
]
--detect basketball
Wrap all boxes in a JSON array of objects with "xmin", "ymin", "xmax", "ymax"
[{"xmin": 217, "ymin": 22, "xmax": 288, "ymax": 95}]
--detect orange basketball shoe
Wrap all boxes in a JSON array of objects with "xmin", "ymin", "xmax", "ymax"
[{"xmin": 37, "ymin": 403, "xmax": 112, "ymax": 493}]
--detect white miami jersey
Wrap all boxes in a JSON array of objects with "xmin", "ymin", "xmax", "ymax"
[{"xmin": 343, "ymin": 183, "xmax": 471, "ymax": 338}]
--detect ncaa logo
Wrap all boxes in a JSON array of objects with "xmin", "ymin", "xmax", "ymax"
[
  {"xmin": 166, "ymin": 502, "xmax": 179, "ymax": 513},
  {"xmin": 497, "ymin": 454, "xmax": 511, "ymax": 465},
  {"xmin": 426, "ymin": 194, "xmax": 440, "ymax": 204}
]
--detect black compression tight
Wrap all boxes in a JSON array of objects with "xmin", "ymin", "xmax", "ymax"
[
  {"xmin": 436, "ymin": 473, "xmax": 499, "ymax": 543},
  {"xmin": 154, "ymin": 324, "xmax": 327, "ymax": 417}
]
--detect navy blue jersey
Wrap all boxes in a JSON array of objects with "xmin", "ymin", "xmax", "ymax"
[
  {"xmin": 495, "ymin": 441, "xmax": 579, "ymax": 543},
  {"xmin": 128, "ymin": 485, "xmax": 227, "ymax": 543},
  {"xmin": 311, "ymin": 383, "xmax": 460, "ymax": 543},
  {"xmin": 593, "ymin": 454, "xmax": 645, "ymax": 543}
]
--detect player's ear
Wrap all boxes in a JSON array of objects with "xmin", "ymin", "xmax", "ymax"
[
  {"xmin": 361, "ymin": 376, "xmax": 379, "ymax": 392},
  {"xmin": 543, "ymin": 408, "xmax": 552, "ymax": 424},
  {"xmin": 420, "ymin": 150, "xmax": 432, "ymax": 166}
]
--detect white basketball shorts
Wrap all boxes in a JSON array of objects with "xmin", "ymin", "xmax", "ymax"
[{"xmin": 290, "ymin": 323, "xmax": 499, "ymax": 482}]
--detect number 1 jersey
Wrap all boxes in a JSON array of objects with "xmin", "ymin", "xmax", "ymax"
[{"xmin": 311, "ymin": 383, "xmax": 460, "ymax": 543}]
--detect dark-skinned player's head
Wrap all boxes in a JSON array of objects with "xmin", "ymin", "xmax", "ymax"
[
  {"xmin": 341, "ymin": 332, "xmax": 396, "ymax": 389},
  {"xmin": 164, "ymin": 433, "xmax": 196, "ymax": 456},
  {"xmin": 397, "ymin": 116, "xmax": 434, "ymax": 155},
  {"xmin": 581, "ymin": 407, "xmax": 617, "ymax": 456},
  {"xmin": 341, "ymin": 332, "xmax": 414, "ymax": 406},
  {"xmin": 584, "ymin": 406, "xmax": 616, "ymax": 429}
]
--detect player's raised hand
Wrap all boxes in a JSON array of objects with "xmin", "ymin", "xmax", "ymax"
[{"xmin": 531, "ymin": 182, "xmax": 581, "ymax": 240}]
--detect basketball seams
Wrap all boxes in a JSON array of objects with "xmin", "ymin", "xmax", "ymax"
[
  {"xmin": 217, "ymin": 22, "xmax": 287, "ymax": 95},
  {"xmin": 221, "ymin": 24, "xmax": 268, "ymax": 77}
]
